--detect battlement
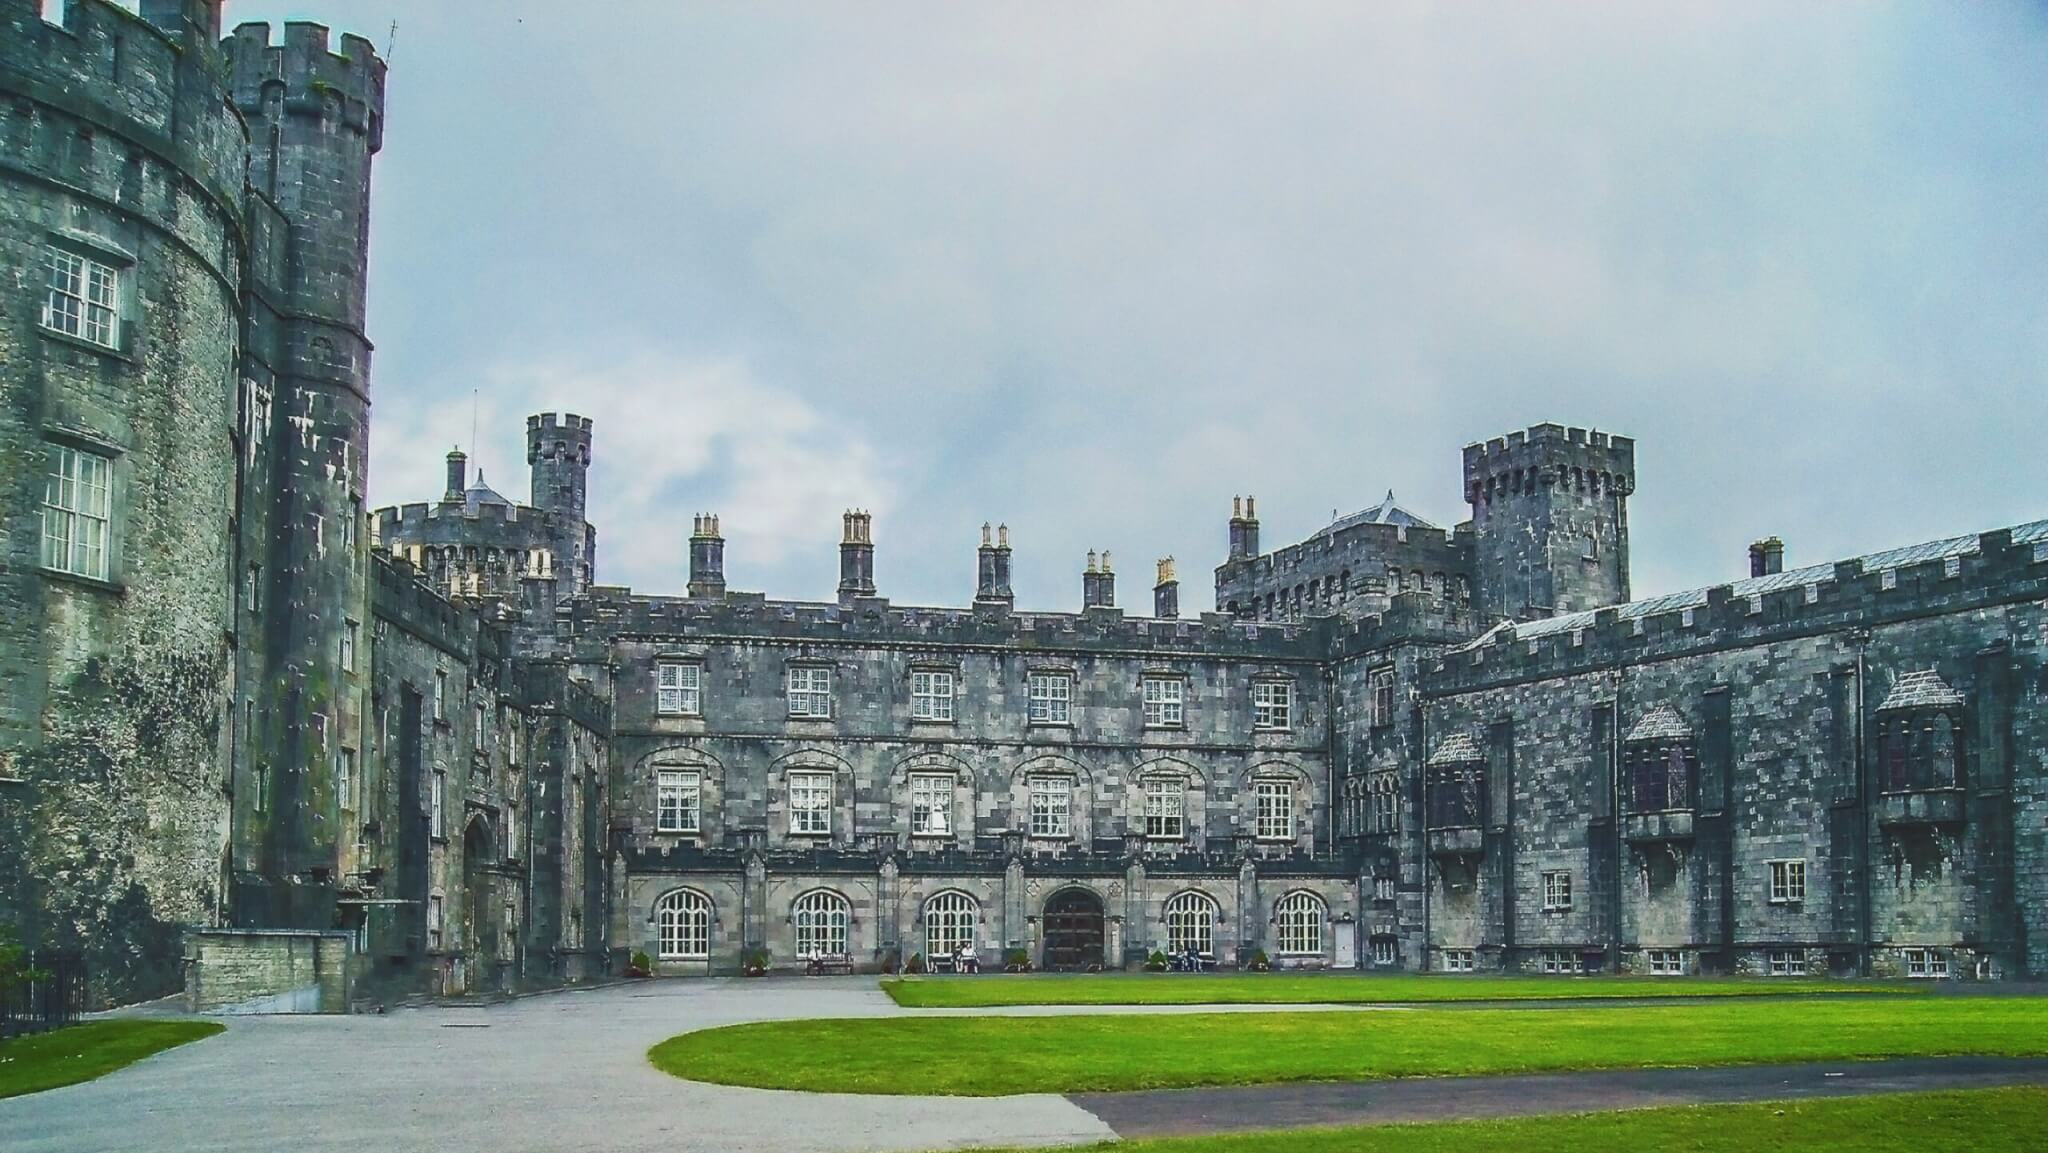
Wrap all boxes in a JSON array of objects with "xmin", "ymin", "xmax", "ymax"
[
  {"xmin": 224, "ymin": 21, "xmax": 386, "ymax": 149},
  {"xmin": 2, "ymin": 0, "xmax": 247, "ymax": 219},
  {"xmin": 527, "ymin": 412, "xmax": 594, "ymax": 464},
  {"xmin": 371, "ymin": 551, "xmax": 474, "ymax": 659},
  {"xmin": 1462, "ymin": 423, "xmax": 1636, "ymax": 499},
  {"xmin": 558, "ymin": 588, "xmax": 1328, "ymax": 662},
  {"xmin": 1423, "ymin": 520, "xmax": 2048, "ymax": 694}
]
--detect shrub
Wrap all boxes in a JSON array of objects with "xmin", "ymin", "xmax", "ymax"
[
  {"xmin": 1245, "ymin": 948, "xmax": 1270, "ymax": 971},
  {"xmin": 627, "ymin": 950, "xmax": 653, "ymax": 977},
  {"xmin": 1004, "ymin": 947, "xmax": 1031, "ymax": 972},
  {"xmin": 1145, "ymin": 950, "xmax": 1169, "ymax": 972},
  {"xmin": 906, "ymin": 952, "xmax": 926, "ymax": 974},
  {"xmin": 742, "ymin": 948, "xmax": 770, "ymax": 977},
  {"xmin": 880, "ymin": 949, "xmax": 901, "ymax": 975}
]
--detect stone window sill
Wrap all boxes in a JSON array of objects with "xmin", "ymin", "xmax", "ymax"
[
  {"xmin": 40, "ymin": 566, "xmax": 123, "ymax": 596},
  {"xmin": 39, "ymin": 324, "xmax": 132, "ymax": 361}
]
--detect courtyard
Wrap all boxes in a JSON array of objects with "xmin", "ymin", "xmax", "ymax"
[{"xmin": 3, "ymin": 975, "xmax": 2046, "ymax": 1152}]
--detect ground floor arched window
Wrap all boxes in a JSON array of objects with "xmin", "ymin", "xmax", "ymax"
[
  {"xmin": 793, "ymin": 890, "xmax": 850, "ymax": 956},
  {"xmin": 656, "ymin": 889, "xmax": 712, "ymax": 960},
  {"xmin": 924, "ymin": 890, "xmax": 978, "ymax": 959},
  {"xmin": 1164, "ymin": 891, "xmax": 1217, "ymax": 955},
  {"xmin": 1274, "ymin": 891, "xmax": 1325, "ymax": 956}
]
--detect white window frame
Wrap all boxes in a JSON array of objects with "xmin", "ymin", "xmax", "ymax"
[
  {"xmin": 793, "ymin": 890, "xmax": 850, "ymax": 957},
  {"xmin": 787, "ymin": 665, "xmax": 833, "ymax": 719},
  {"xmin": 1143, "ymin": 777, "xmax": 1185, "ymax": 840},
  {"xmin": 1029, "ymin": 775, "xmax": 1071, "ymax": 839},
  {"xmin": 1647, "ymin": 949, "xmax": 1684, "ymax": 976},
  {"xmin": 474, "ymin": 702, "xmax": 488, "ymax": 752},
  {"xmin": 656, "ymin": 661, "xmax": 702, "ymax": 717},
  {"xmin": 503, "ymin": 804, "xmax": 518, "ymax": 859},
  {"xmin": 430, "ymin": 770, "xmax": 446, "ymax": 839},
  {"xmin": 1903, "ymin": 948, "xmax": 1948, "ymax": 979},
  {"xmin": 656, "ymin": 889, "xmax": 712, "ymax": 960},
  {"xmin": 1028, "ymin": 671, "xmax": 1072, "ymax": 725},
  {"xmin": 788, "ymin": 770, "xmax": 833, "ymax": 836},
  {"xmin": 41, "ymin": 443, "xmax": 113, "ymax": 580},
  {"xmin": 337, "ymin": 747, "xmax": 355, "ymax": 811},
  {"xmin": 1768, "ymin": 858, "xmax": 1807, "ymax": 904},
  {"xmin": 1538, "ymin": 948, "xmax": 1585, "ymax": 975},
  {"xmin": 1370, "ymin": 937, "xmax": 1397, "ymax": 966},
  {"xmin": 1273, "ymin": 891, "xmax": 1325, "ymax": 956},
  {"xmin": 1142, "ymin": 676, "xmax": 1184, "ymax": 728},
  {"xmin": 42, "ymin": 245, "xmax": 121, "ymax": 348},
  {"xmin": 1542, "ymin": 870, "xmax": 1573, "ymax": 912},
  {"xmin": 1373, "ymin": 875, "xmax": 1396, "ymax": 902},
  {"xmin": 1252, "ymin": 680, "xmax": 1293, "ymax": 730},
  {"xmin": 910, "ymin": 773, "xmax": 954, "ymax": 837},
  {"xmin": 923, "ymin": 890, "xmax": 977, "ymax": 960},
  {"xmin": 1254, "ymin": 778, "xmax": 1294, "ymax": 840},
  {"xmin": 657, "ymin": 769, "xmax": 702, "ymax": 833},
  {"xmin": 1164, "ymin": 891, "xmax": 1215, "ymax": 955},
  {"xmin": 341, "ymin": 620, "xmax": 357, "ymax": 674},
  {"xmin": 1369, "ymin": 772, "xmax": 1398, "ymax": 834},
  {"xmin": 427, "ymin": 893, "xmax": 445, "ymax": 950},
  {"xmin": 1766, "ymin": 948, "xmax": 1803, "ymax": 976},
  {"xmin": 1442, "ymin": 948, "xmax": 1477, "ymax": 973},
  {"xmin": 911, "ymin": 670, "xmax": 955, "ymax": 722}
]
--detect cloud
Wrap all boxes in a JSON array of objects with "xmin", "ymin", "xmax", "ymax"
[{"xmin": 368, "ymin": 354, "xmax": 893, "ymax": 597}]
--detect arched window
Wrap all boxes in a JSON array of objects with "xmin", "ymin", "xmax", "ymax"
[
  {"xmin": 792, "ymin": 890, "xmax": 850, "ymax": 957},
  {"xmin": 923, "ymin": 890, "xmax": 978, "ymax": 959},
  {"xmin": 655, "ymin": 889, "xmax": 712, "ymax": 960},
  {"xmin": 1164, "ymin": 891, "xmax": 1217, "ymax": 955},
  {"xmin": 1274, "ymin": 891, "xmax": 1325, "ymax": 956}
]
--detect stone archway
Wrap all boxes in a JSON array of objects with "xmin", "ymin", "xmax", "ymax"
[
  {"xmin": 462, "ymin": 816, "xmax": 494, "ymax": 994},
  {"xmin": 1041, "ymin": 888, "xmax": 1105, "ymax": 971}
]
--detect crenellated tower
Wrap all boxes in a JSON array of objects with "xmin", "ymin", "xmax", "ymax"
[
  {"xmin": 224, "ymin": 20, "xmax": 386, "ymax": 926},
  {"xmin": 1463, "ymin": 423, "xmax": 1635, "ymax": 621},
  {"xmin": 528, "ymin": 413, "xmax": 596, "ymax": 596}
]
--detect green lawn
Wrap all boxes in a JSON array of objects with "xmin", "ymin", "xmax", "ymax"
[
  {"xmin": 649, "ymin": 997, "xmax": 2048, "ymax": 1095},
  {"xmin": 0, "ymin": 1019, "xmax": 224, "ymax": 1098},
  {"xmin": 980, "ymin": 1087, "xmax": 2048, "ymax": 1153},
  {"xmin": 881, "ymin": 972, "xmax": 1917, "ymax": 1008}
]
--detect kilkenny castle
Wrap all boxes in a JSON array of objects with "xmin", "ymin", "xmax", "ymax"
[{"xmin": 3, "ymin": 0, "xmax": 2043, "ymax": 1007}]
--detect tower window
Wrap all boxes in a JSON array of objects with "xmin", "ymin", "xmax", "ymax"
[
  {"xmin": 656, "ymin": 662, "xmax": 702, "ymax": 716},
  {"xmin": 911, "ymin": 670, "xmax": 955, "ymax": 722},
  {"xmin": 1142, "ymin": 676, "xmax": 1184, "ymax": 727},
  {"xmin": 1252, "ymin": 680, "xmax": 1293, "ymax": 730},
  {"xmin": 786, "ymin": 666, "xmax": 832, "ymax": 719},
  {"xmin": 41, "ymin": 443, "xmax": 113, "ymax": 580},
  {"xmin": 42, "ymin": 246, "xmax": 122, "ymax": 348},
  {"xmin": 1028, "ymin": 671, "xmax": 1072, "ymax": 724}
]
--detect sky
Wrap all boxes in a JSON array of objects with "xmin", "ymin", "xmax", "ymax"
[{"xmin": 216, "ymin": 0, "xmax": 2048, "ymax": 612}]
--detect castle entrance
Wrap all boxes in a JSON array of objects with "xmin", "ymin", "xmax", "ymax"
[{"xmin": 1041, "ymin": 888, "xmax": 1105, "ymax": 970}]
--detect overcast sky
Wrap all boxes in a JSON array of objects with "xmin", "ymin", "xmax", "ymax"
[{"xmin": 221, "ymin": 0, "xmax": 2048, "ymax": 612}]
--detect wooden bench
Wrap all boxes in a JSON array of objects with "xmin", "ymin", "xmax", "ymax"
[{"xmin": 805, "ymin": 953, "xmax": 854, "ymax": 976}]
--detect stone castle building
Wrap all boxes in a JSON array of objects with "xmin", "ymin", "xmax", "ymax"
[{"xmin": 2, "ymin": 0, "xmax": 2043, "ymax": 1005}]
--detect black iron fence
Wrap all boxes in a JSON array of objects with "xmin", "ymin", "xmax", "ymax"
[{"xmin": 1, "ymin": 950, "xmax": 85, "ymax": 1038}]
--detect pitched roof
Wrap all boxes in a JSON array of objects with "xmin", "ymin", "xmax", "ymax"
[
  {"xmin": 1453, "ymin": 517, "xmax": 2048, "ymax": 650},
  {"xmin": 1625, "ymin": 705, "xmax": 1692, "ymax": 743},
  {"xmin": 1330, "ymin": 490, "xmax": 1438, "ymax": 533},
  {"xmin": 1427, "ymin": 731, "xmax": 1484, "ymax": 765},
  {"xmin": 463, "ymin": 471, "xmax": 513, "ymax": 511},
  {"xmin": 1877, "ymin": 669, "xmax": 1965, "ymax": 713}
]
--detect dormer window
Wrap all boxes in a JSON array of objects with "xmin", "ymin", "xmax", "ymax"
[
  {"xmin": 1425, "ymin": 733, "xmax": 1485, "ymax": 828},
  {"xmin": 1624, "ymin": 705, "xmax": 1696, "ymax": 813},
  {"xmin": 1876, "ymin": 670, "xmax": 1966, "ymax": 792}
]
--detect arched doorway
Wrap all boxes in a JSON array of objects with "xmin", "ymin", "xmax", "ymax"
[
  {"xmin": 1041, "ymin": 888, "xmax": 1105, "ymax": 970},
  {"xmin": 462, "ymin": 816, "xmax": 495, "ymax": 994}
]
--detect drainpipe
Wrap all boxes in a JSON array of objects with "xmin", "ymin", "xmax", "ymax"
[
  {"xmin": 1610, "ymin": 669, "xmax": 1625, "ymax": 973},
  {"xmin": 1855, "ymin": 645, "xmax": 1871, "ymax": 976},
  {"xmin": 1418, "ymin": 703, "xmax": 1430, "ymax": 973}
]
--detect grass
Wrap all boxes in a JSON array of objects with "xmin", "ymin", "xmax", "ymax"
[
  {"xmin": 880, "ymin": 972, "xmax": 1919, "ymax": 1008},
  {"xmin": 0, "ymin": 1019, "xmax": 224, "ymax": 1098},
  {"xmin": 648, "ymin": 997, "xmax": 2048, "ymax": 1095},
  {"xmin": 977, "ymin": 1087, "xmax": 2048, "ymax": 1153}
]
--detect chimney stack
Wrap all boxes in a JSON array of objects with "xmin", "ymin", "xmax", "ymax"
[
  {"xmin": 1228, "ymin": 495, "xmax": 1261, "ymax": 560},
  {"xmin": 1154, "ymin": 556, "xmax": 1179, "ymax": 619},
  {"xmin": 975, "ymin": 522, "xmax": 1014, "ymax": 608},
  {"xmin": 688, "ymin": 513, "xmax": 726, "ymax": 598},
  {"xmin": 1083, "ymin": 550, "xmax": 1117, "ymax": 609},
  {"xmin": 839, "ymin": 510, "xmax": 876, "ymax": 602},
  {"xmin": 445, "ymin": 448, "xmax": 467, "ymax": 501},
  {"xmin": 1749, "ymin": 536, "xmax": 1784, "ymax": 578}
]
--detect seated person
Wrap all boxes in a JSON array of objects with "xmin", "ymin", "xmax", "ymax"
[{"xmin": 956, "ymin": 943, "xmax": 979, "ymax": 973}]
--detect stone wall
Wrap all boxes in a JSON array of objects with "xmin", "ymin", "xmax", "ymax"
[{"xmin": 185, "ymin": 927, "xmax": 351, "ymax": 1014}]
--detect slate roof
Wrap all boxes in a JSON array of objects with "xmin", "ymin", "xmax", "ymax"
[
  {"xmin": 1877, "ymin": 669, "xmax": 1966, "ymax": 713},
  {"xmin": 1625, "ymin": 704, "xmax": 1693, "ymax": 743},
  {"xmin": 1329, "ymin": 491, "xmax": 1438, "ymax": 534},
  {"xmin": 1454, "ymin": 518, "xmax": 2048, "ymax": 651},
  {"xmin": 1427, "ymin": 731, "xmax": 1485, "ymax": 765},
  {"xmin": 463, "ymin": 472, "xmax": 513, "ymax": 511}
]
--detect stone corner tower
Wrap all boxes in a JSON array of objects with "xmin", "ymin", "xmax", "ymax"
[
  {"xmin": 528, "ymin": 412, "xmax": 595, "ymax": 596},
  {"xmin": 1463, "ymin": 423, "xmax": 1634, "ymax": 621}
]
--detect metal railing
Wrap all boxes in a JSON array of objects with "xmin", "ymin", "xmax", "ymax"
[{"xmin": 1, "ymin": 950, "xmax": 85, "ymax": 1038}]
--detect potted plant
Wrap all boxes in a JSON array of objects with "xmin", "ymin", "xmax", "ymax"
[
  {"xmin": 625, "ymin": 950, "xmax": 653, "ymax": 978},
  {"xmin": 742, "ymin": 947, "xmax": 770, "ymax": 977},
  {"xmin": 1004, "ymin": 947, "xmax": 1031, "ymax": 973},
  {"xmin": 1244, "ymin": 948, "xmax": 1271, "ymax": 972},
  {"xmin": 1144, "ymin": 949, "xmax": 1169, "ymax": 972}
]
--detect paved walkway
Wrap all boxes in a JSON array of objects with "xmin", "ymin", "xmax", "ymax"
[
  {"xmin": 4, "ymin": 978, "xmax": 2044, "ymax": 1153},
  {"xmin": 1073, "ymin": 1055, "xmax": 2048, "ymax": 1137}
]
